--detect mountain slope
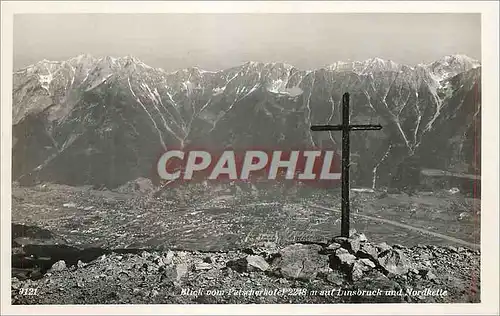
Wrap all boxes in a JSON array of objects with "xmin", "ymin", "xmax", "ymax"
[{"xmin": 12, "ymin": 54, "xmax": 481, "ymax": 190}]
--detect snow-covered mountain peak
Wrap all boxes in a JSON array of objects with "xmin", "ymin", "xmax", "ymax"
[
  {"xmin": 119, "ymin": 55, "xmax": 151, "ymax": 67},
  {"xmin": 239, "ymin": 61, "xmax": 294, "ymax": 72},
  {"xmin": 15, "ymin": 53, "xmax": 481, "ymax": 80},
  {"xmin": 69, "ymin": 53, "xmax": 96, "ymax": 64},
  {"xmin": 327, "ymin": 57, "xmax": 401, "ymax": 75},
  {"xmin": 436, "ymin": 54, "xmax": 480, "ymax": 66},
  {"xmin": 12, "ymin": 53, "xmax": 481, "ymax": 105},
  {"xmin": 426, "ymin": 54, "xmax": 480, "ymax": 82},
  {"xmin": 189, "ymin": 66, "xmax": 218, "ymax": 74},
  {"xmin": 364, "ymin": 57, "xmax": 400, "ymax": 72}
]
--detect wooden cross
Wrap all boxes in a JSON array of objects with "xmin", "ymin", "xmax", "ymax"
[{"xmin": 311, "ymin": 93, "xmax": 383, "ymax": 237}]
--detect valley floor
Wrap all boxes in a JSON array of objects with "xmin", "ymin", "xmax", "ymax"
[{"xmin": 11, "ymin": 182, "xmax": 480, "ymax": 251}]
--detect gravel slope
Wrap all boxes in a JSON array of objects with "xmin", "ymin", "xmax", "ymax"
[{"xmin": 12, "ymin": 235, "xmax": 480, "ymax": 304}]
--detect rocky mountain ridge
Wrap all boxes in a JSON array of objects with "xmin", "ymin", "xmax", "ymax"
[{"xmin": 12, "ymin": 54, "xmax": 481, "ymax": 189}]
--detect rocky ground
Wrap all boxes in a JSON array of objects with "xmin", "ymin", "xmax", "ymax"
[
  {"xmin": 12, "ymin": 230, "xmax": 480, "ymax": 304},
  {"xmin": 11, "ymin": 181, "xmax": 481, "ymax": 304}
]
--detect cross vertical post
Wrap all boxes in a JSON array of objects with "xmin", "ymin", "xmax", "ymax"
[
  {"xmin": 311, "ymin": 92, "xmax": 383, "ymax": 237},
  {"xmin": 341, "ymin": 93, "xmax": 350, "ymax": 237}
]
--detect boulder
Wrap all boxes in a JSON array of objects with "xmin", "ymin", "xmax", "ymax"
[
  {"xmin": 445, "ymin": 246, "xmax": 458, "ymax": 253},
  {"xmin": 347, "ymin": 238, "xmax": 361, "ymax": 254},
  {"xmin": 331, "ymin": 248, "xmax": 357, "ymax": 270},
  {"xmin": 77, "ymin": 260, "xmax": 86, "ymax": 268},
  {"xmin": 425, "ymin": 271, "xmax": 437, "ymax": 281},
  {"xmin": 352, "ymin": 232, "xmax": 368, "ymax": 242},
  {"xmin": 11, "ymin": 278, "xmax": 21, "ymax": 290},
  {"xmin": 358, "ymin": 243, "xmax": 379, "ymax": 260},
  {"xmin": 194, "ymin": 262, "xmax": 212, "ymax": 271},
  {"xmin": 226, "ymin": 255, "xmax": 270, "ymax": 273},
  {"xmin": 359, "ymin": 258, "xmax": 376, "ymax": 268},
  {"xmin": 250, "ymin": 241, "xmax": 279, "ymax": 258},
  {"xmin": 175, "ymin": 263, "xmax": 189, "ymax": 280},
  {"xmin": 419, "ymin": 252, "xmax": 432, "ymax": 260},
  {"xmin": 377, "ymin": 249, "xmax": 410, "ymax": 276},
  {"xmin": 153, "ymin": 254, "xmax": 171, "ymax": 267},
  {"xmin": 247, "ymin": 255, "xmax": 270, "ymax": 272},
  {"xmin": 331, "ymin": 236, "xmax": 348, "ymax": 247},
  {"xmin": 165, "ymin": 250, "xmax": 175, "ymax": 264},
  {"xmin": 333, "ymin": 231, "xmax": 368, "ymax": 254},
  {"xmin": 376, "ymin": 242, "xmax": 392, "ymax": 253},
  {"xmin": 322, "ymin": 242, "xmax": 342, "ymax": 254},
  {"xmin": 226, "ymin": 258, "xmax": 248, "ymax": 273},
  {"xmin": 50, "ymin": 260, "xmax": 67, "ymax": 272},
  {"xmin": 351, "ymin": 258, "xmax": 376, "ymax": 281},
  {"xmin": 326, "ymin": 270, "xmax": 345, "ymax": 286},
  {"xmin": 272, "ymin": 244, "xmax": 329, "ymax": 280}
]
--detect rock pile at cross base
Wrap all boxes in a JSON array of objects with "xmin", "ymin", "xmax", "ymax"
[{"xmin": 12, "ymin": 230, "xmax": 480, "ymax": 304}]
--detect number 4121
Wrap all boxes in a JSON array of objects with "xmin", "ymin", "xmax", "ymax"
[{"xmin": 19, "ymin": 288, "xmax": 38, "ymax": 296}]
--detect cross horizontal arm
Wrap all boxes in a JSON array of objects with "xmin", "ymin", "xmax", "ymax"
[
  {"xmin": 310, "ymin": 124, "xmax": 383, "ymax": 131},
  {"xmin": 310, "ymin": 125, "xmax": 343, "ymax": 131},
  {"xmin": 349, "ymin": 124, "xmax": 383, "ymax": 131}
]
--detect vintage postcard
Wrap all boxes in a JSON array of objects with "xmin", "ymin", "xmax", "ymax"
[{"xmin": 1, "ymin": 1, "xmax": 498, "ymax": 315}]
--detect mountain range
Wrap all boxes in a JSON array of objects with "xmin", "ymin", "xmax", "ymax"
[{"xmin": 12, "ymin": 54, "xmax": 481, "ymax": 190}]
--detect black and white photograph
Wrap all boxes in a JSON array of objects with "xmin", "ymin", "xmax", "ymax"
[{"xmin": 1, "ymin": 1, "xmax": 499, "ymax": 313}]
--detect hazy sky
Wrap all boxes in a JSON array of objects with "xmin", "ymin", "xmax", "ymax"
[{"xmin": 13, "ymin": 13, "xmax": 481, "ymax": 71}]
